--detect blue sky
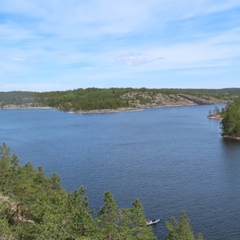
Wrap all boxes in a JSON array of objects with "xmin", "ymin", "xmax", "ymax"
[{"xmin": 1, "ymin": 0, "xmax": 240, "ymax": 92}]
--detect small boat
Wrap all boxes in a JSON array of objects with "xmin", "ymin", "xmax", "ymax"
[{"xmin": 146, "ymin": 218, "xmax": 160, "ymax": 226}]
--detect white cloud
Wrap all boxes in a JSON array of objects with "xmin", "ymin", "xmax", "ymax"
[
  {"xmin": 115, "ymin": 53, "xmax": 164, "ymax": 66},
  {"xmin": 1, "ymin": 0, "xmax": 240, "ymax": 91},
  {"xmin": 10, "ymin": 57, "xmax": 25, "ymax": 62}
]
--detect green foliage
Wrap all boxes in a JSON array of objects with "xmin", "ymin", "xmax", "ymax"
[
  {"xmin": 38, "ymin": 88, "xmax": 131, "ymax": 111},
  {"xmin": 38, "ymin": 87, "xmax": 235, "ymax": 111},
  {"xmin": 1, "ymin": 88, "xmax": 238, "ymax": 111},
  {"xmin": 221, "ymin": 97, "xmax": 240, "ymax": 137},
  {"xmin": 98, "ymin": 191, "xmax": 119, "ymax": 239},
  {"xmin": 0, "ymin": 217, "xmax": 13, "ymax": 238},
  {"xmin": 129, "ymin": 199, "xmax": 156, "ymax": 239},
  {"xmin": 98, "ymin": 191, "xmax": 156, "ymax": 240},
  {"xmin": 213, "ymin": 106, "xmax": 220, "ymax": 115},
  {"xmin": 165, "ymin": 210, "xmax": 203, "ymax": 240},
  {"xmin": 0, "ymin": 143, "xmax": 203, "ymax": 239},
  {"xmin": 0, "ymin": 144, "xmax": 156, "ymax": 239},
  {"xmin": 64, "ymin": 187, "xmax": 98, "ymax": 238},
  {"xmin": 0, "ymin": 91, "xmax": 39, "ymax": 107},
  {"xmin": 207, "ymin": 106, "xmax": 222, "ymax": 119}
]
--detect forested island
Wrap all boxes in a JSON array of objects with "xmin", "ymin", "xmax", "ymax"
[
  {"xmin": 0, "ymin": 144, "xmax": 203, "ymax": 239},
  {"xmin": 1, "ymin": 88, "xmax": 240, "ymax": 112},
  {"xmin": 207, "ymin": 97, "xmax": 240, "ymax": 140}
]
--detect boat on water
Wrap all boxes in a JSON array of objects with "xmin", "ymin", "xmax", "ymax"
[{"xmin": 146, "ymin": 218, "xmax": 160, "ymax": 226}]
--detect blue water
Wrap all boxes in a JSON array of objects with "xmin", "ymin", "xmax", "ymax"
[{"xmin": 1, "ymin": 105, "xmax": 240, "ymax": 239}]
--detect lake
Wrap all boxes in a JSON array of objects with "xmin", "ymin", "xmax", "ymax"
[{"xmin": 1, "ymin": 105, "xmax": 240, "ymax": 239}]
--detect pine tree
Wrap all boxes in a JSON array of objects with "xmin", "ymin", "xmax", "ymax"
[
  {"xmin": 165, "ymin": 210, "xmax": 203, "ymax": 240},
  {"xmin": 64, "ymin": 187, "xmax": 98, "ymax": 239},
  {"xmin": 130, "ymin": 199, "xmax": 157, "ymax": 240},
  {"xmin": 98, "ymin": 191, "xmax": 119, "ymax": 239},
  {"xmin": 221, "ymin": 97, "xmax": 240, "ymax": 137}
]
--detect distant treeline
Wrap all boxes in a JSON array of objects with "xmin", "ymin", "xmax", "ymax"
[
  {"xmin": 39, "ymin": 88, "xmax": 131, "ymax": 111},
  {"xmin": 1, "ymin": 88, "xmax": 240, "ymax": 111},
  {"xmin": 0, "ymin": 91, "xmax": 39, "ymax": 107}
]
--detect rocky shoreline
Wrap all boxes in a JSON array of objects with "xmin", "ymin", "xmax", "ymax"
[
  {"xmin": 222, "ymin": 135, "xmax": 240, "ymax": 141},
  {"xmin": 1, "ymin": 101, "xmax": 225, "ymax": 113},
  {"xmin": 74, "ymin": 107, "xmax": 143, "ymax": 114},
  {"xmin": 0, "ymin": 104, "xmax": 53, "ymax": 110},
  {"xmin": 207, "ymin": 114, "xmax": 221, "ymax": 120}
]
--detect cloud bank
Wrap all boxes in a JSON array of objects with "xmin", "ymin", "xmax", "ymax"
[{"xmin": 0, "ymin": 0, "xmax": 240, "ymax": 91}]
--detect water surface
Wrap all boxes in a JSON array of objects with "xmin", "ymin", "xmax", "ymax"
[{"xmin": 1, "ymin": 105, "xmax": 240, "ymax": 239}]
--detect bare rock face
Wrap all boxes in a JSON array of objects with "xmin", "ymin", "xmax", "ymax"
[
  {"xmin": 120, "ymin": 92, "xmax": 225, "ymax": 109},
  {"xmin": 1, "ymin": 104, "xmax": 22, "ymax": 109}
]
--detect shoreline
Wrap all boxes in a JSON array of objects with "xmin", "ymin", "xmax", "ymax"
[
  {"xmin": 0, "ymin": 106, "xmax": 54, "ymax": 110},
  {"xmin": 0, "ymin": 102, "xmax": 225, "ymax": 113},
  {"xmin": 222, "ymin": 135, "xmax": 240, "ymax": 141},
  {"xmin": 74, "ymin": 107, "xmax": 143, "ymax": 114},
  {"xmin": 207, "ymin": 114, "xmax": 221, "ymax": 120}
]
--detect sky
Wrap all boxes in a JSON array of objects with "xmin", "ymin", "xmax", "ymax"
[{"xmin": 1, "ymin": 0, "xmax": 240, "ymax": 92}]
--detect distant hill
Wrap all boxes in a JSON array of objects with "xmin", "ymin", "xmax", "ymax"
[
  {"xmin": 0, "ymin": 91, "xmax": 40, "ymax": 109},
  {"xmin": 1, "ymin": 88, "xmax": 239, "ymax": 111}
]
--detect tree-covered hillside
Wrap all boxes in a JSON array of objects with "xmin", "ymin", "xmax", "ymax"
[
  {"xmin": 0, "ymin": 91, "xmax": 40, "ymax": 108},
  {"xmin": 39, "ymin": 88, "xmax": 131, "ymax": 111},
  {"xmin": 36, "ymin": 88, "xmax": 240, "ymax": 111},
  {"xmin": 1, "ymin": 88, "xmax": 240, "ymax": 111}
]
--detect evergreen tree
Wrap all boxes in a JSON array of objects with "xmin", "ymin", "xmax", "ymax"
[
  {"xmin": 64, "ymin": 187, "xmax": 98, "ymax": 239},
  {"xmin": 165, "ymin": 210, "xmax": 203, "ymax": 240},
  {"xmin": 130, "ymin": 199, "xmax": 157, "ymax": 240},
  {"xmin": 221, "ymin": 97, "xmax": 240, "ymax": 137},
  {"xmin": 98, "ymin": 191, "xmax": 119, "ymax": 239}
]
